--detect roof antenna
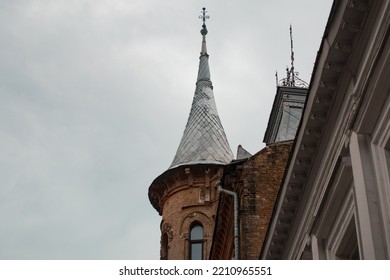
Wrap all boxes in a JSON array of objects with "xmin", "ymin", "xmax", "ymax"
[
  {"xmin": 289, "ymin": 24, "xmax": 295, "ymax": 87},
  {"xmin": 275, "ymin": 25, "xmax": 308, "ymax": 88}
]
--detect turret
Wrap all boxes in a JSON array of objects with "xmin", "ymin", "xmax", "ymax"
[{"xmin": 148, "ymin": 8, "xmax": 233, "ymax": 260}]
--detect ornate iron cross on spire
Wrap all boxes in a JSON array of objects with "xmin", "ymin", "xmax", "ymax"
[{"xmin": 199, "ymin": 7, "xmax": 210, "ymax": 35}]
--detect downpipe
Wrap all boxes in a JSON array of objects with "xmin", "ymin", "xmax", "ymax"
[{"xmin": 217, "ymin": 181, "xmax": 240, "ymax": 260}]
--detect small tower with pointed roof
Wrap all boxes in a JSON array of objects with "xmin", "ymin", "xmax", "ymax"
[{"xmin": 148, "ymin": 8, "xmax": 233, "ymax": 260}]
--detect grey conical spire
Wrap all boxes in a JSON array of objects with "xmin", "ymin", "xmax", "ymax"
[{"xmin": 170, "ymin": 8, "xmax": 234, "ymax": 168}]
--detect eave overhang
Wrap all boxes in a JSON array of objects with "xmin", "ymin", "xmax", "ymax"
[
  {"xmin": 261, "ymin": 0, "xmax": 372, "ymax": 259},
  {"xmin": 148, "ymin": 162, "xmax": 227, "ymax": 215}
]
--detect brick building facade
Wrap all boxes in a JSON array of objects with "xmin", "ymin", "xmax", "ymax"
[
  {"xmin": 149, "ymin": 164, "xmax": 224, "ymax": 259},
  {"xmin": 210, "ymin": 141, "xmax": 293, "ymax": 259}
]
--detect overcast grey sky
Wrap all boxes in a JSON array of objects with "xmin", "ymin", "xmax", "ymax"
[{"xmin": 0, "ymin": 0, "xmax": 332, "ymax": 259}]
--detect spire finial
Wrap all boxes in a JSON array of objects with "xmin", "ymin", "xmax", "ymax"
[{"xmin": 199, "ymin": 7, "xmax": 210, "ymax": 35}]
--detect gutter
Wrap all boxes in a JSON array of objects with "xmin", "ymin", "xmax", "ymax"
[{"xmin": 217, "ymin": 181, "xmax": 240, "ymax": 260}]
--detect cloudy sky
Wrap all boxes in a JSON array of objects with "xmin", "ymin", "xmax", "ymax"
[{"xmin": 0, "ymin": 0, "xmax": 333, "ymax": 259}]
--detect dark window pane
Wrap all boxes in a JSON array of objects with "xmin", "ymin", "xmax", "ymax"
[
  {"xmin": 191, "ymin": 224, "xmax": 203, "ymax": 240},
  {"xmin": 191, "ymin": 243, "xmax": 202, "ymax": 260}
]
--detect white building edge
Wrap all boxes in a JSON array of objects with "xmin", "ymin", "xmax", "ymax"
[{"xmin": 261, "ymin": 0, "xmax": 390, "ymax": 259}]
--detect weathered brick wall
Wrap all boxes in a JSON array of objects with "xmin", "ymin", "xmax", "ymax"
[
  {"xmin": 153, "ymin": 142, "xmax": 292, "ymax": 260},
  {"xmin": 156, "ymin": 165, "xmax": 224, "ymax": 259},
  {"xmin": 238, "ymin": 141, "xmax": 293, "ymax": 259}
]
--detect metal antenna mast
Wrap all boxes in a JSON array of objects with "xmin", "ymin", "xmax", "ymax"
[
  {"xmin": 290, "ymin": 24, "xmax": 295, "ymax": 86},
  {"xmin": 277, "ymin": 25, "xmax": 308, "ymax": 88}
]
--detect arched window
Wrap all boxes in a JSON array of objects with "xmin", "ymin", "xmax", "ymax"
[{"xmin": 189, "ymin": 223, "xmax": 204, "ymax": 260}]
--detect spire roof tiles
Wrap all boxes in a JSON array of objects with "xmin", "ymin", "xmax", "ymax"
[{"xmin": 170, "ymin": 8, "xmax": 233, "ymax": 168}]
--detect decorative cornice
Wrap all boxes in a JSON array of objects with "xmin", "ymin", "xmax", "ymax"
[{"xmin": 261, "ymin": 0, "xmax": 370, "ymax": 260}]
